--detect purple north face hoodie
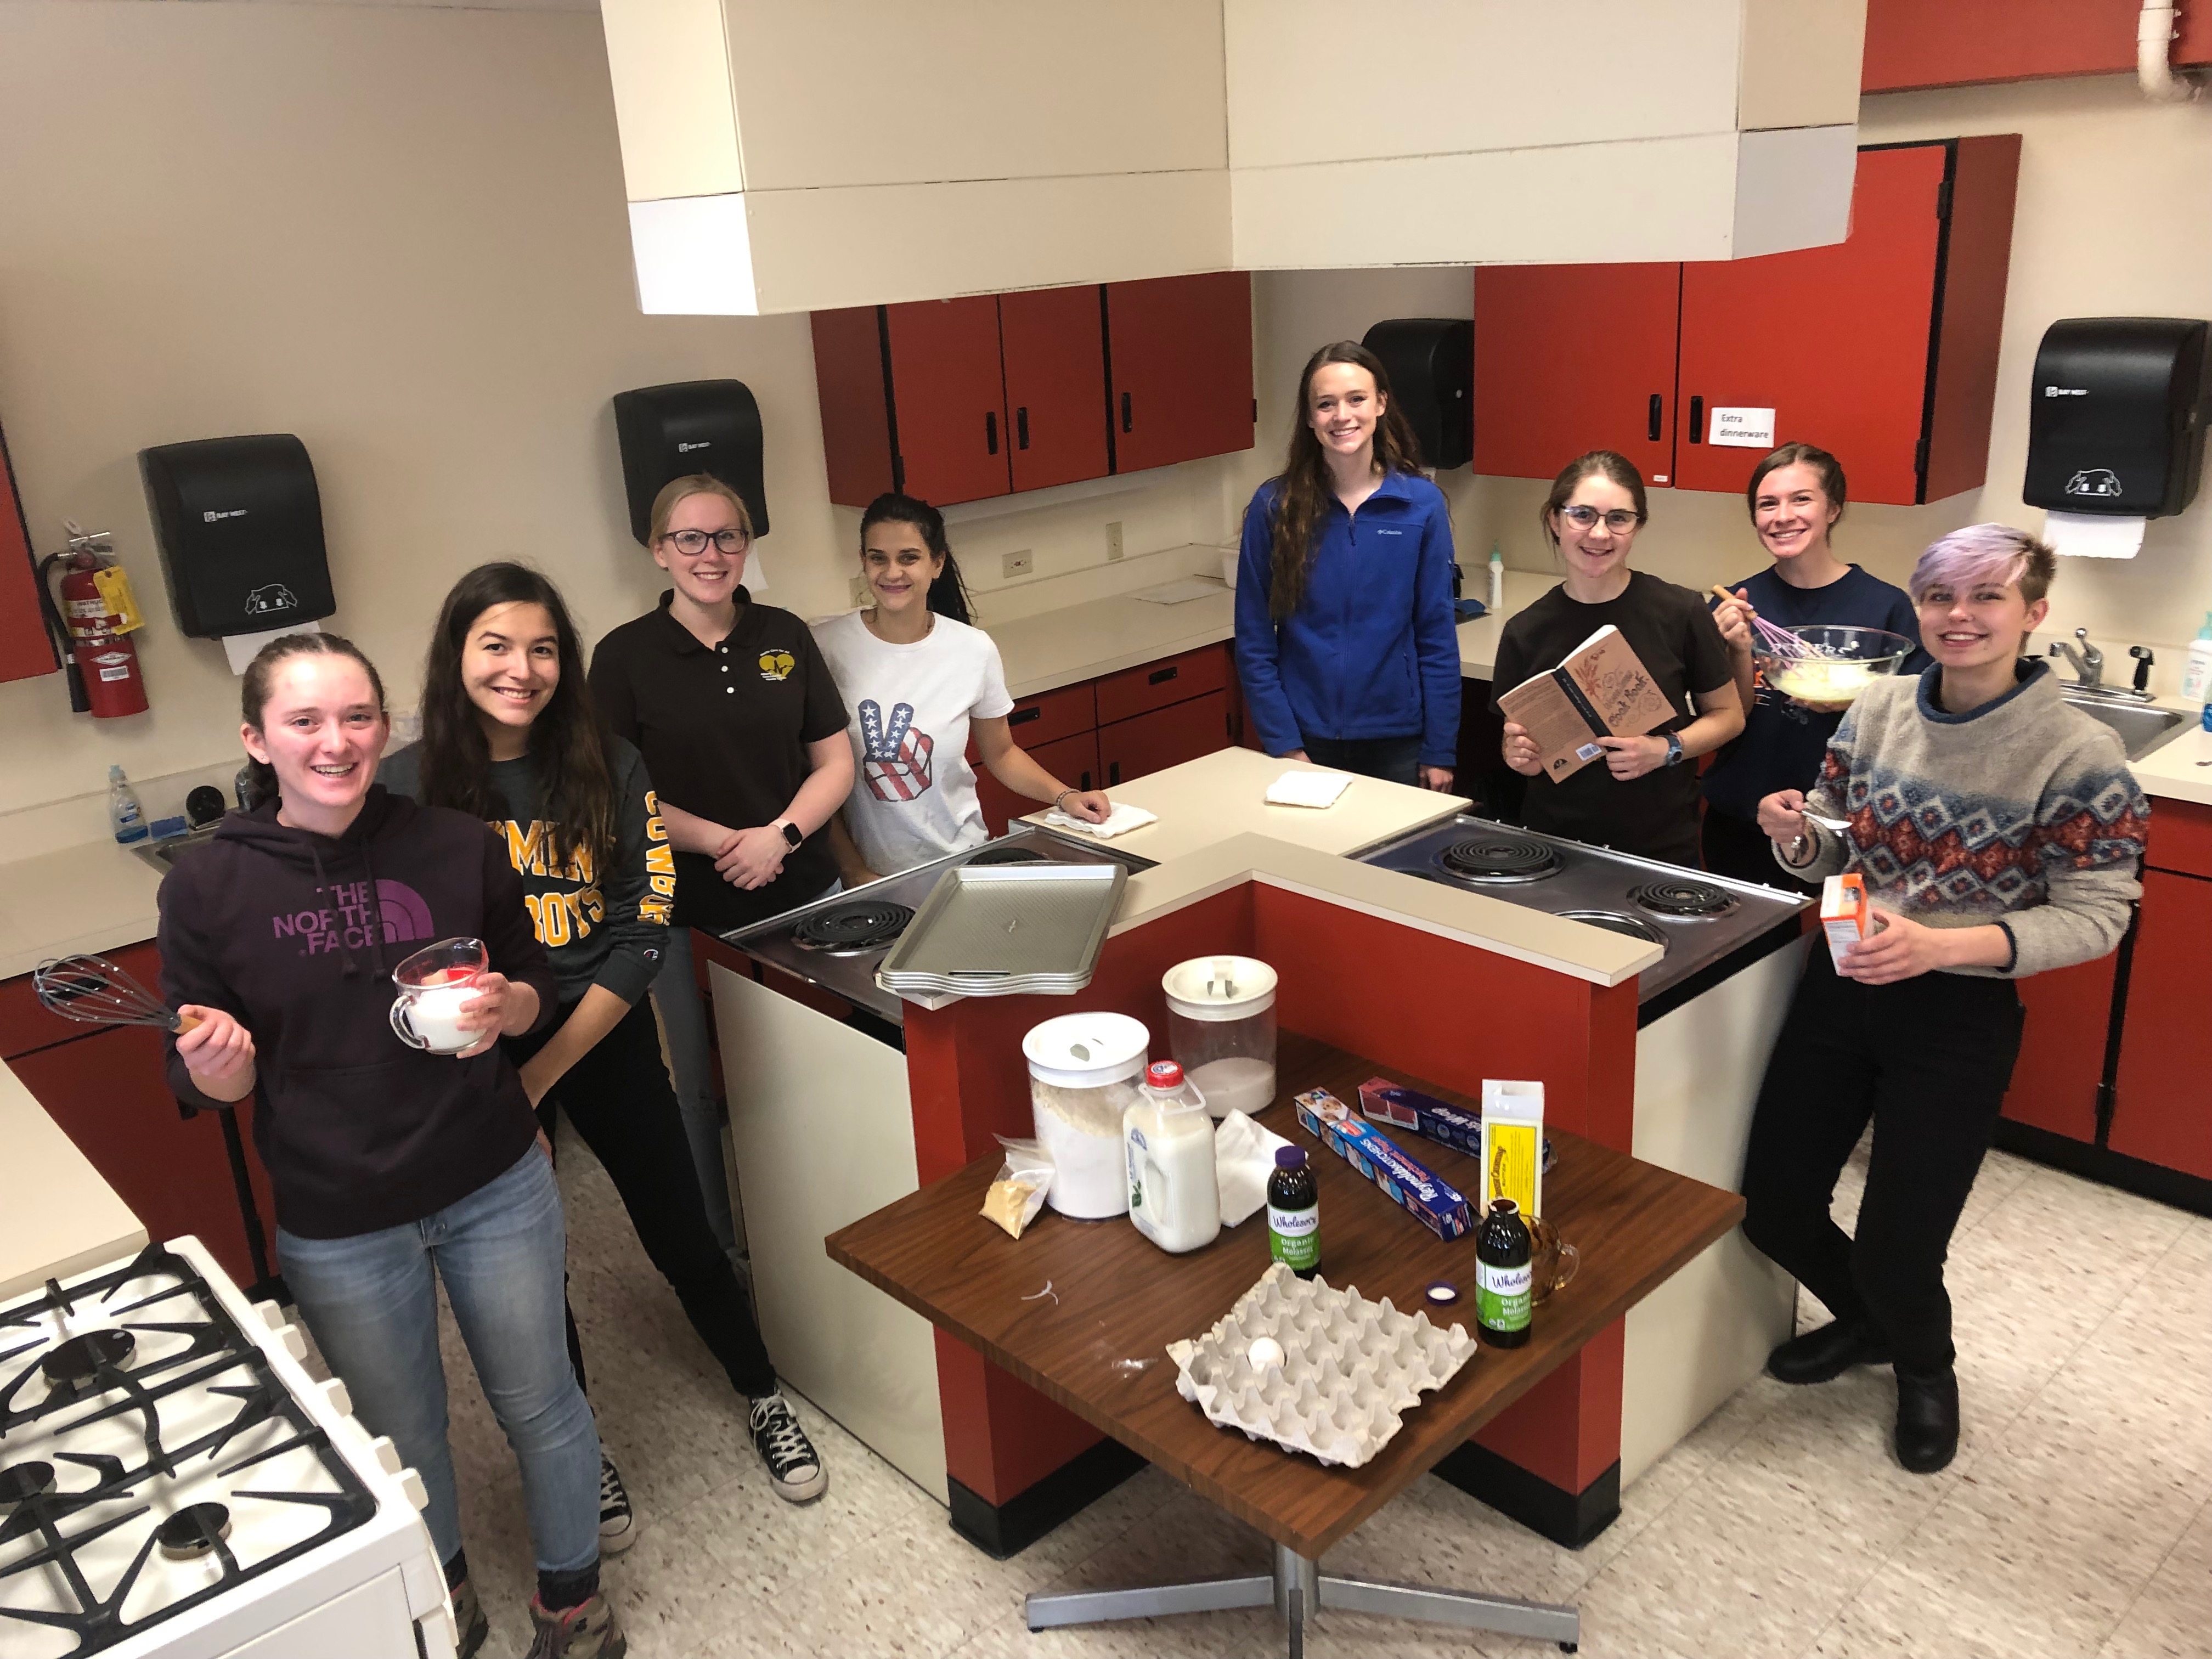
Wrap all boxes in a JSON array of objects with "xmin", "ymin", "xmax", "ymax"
[{"xmin": 158, "ymin": 786, "xmax": 556, "ymax": 1239}]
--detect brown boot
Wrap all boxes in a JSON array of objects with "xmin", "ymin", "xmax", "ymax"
[{"xmin": 524, "ymin": 1592, "xmax": 625, "ymax": 1659}]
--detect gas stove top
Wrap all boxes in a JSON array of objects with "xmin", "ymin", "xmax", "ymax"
[
  {"xmin": 724, "ymin": 825, "xmax": 1155, "ymax": 1027},
  {"xmin": 1358, "ymin": 815, "xmax": 1805, "ymax": 1013}
]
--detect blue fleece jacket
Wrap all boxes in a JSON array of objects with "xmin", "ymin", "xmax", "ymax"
[{"xmin": 1234, "ymin": 471, "xmax": 1460, "ymax": 767}]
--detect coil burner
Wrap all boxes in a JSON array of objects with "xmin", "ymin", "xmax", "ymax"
[
  {"xmin": 1556, "ymin": 910, "xmax": 1671, "ymax": 948},
  {"xmin": 966, "ymin": 847, "xmax": 1048, "ymax": 866},
  {"xmin": 791, "ymin": 901, "xmax": 915, "ymax": 956},
  {"xmin": 1437, "ymin": 836, "xmax": 1561, "ymax": 884},
  {"xmin": 1629, "ymin": 879, "xmax": 1738, "ymax": 920}
]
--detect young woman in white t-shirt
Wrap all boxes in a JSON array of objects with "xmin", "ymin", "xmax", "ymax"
[{"xmin": 814, "ymin": 494, "xmax": 1113, "ymax": 883}]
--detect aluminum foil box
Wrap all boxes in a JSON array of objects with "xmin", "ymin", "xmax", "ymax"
[
  {"xmin": 1356, "ymin": 1075, "xmax": 1483, "ymax": 1158},
  {"xmin": 1293, "ymin": 1088, "xmax": 1471, "ymax": 1240}
]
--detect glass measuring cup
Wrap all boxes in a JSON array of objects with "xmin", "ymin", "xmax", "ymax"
[{"xmin": 389, "ymin": 937, "xmax": 489, "ymax": 1056}]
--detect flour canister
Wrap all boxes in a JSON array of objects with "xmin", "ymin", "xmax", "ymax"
[
  {"xmin": 1161, "ymin": 956, "xmax": 1278, "ymax": 1119},
  {"xmin": 1023, "ymin": 1012, "xmax": 1148, "ymax": 1218}
]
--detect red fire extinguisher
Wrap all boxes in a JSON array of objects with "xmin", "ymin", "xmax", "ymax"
[{"xmin": 38, "ymin": 524, "xmax": 150, "ymax": 719}]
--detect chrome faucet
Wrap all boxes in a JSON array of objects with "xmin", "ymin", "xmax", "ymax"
[{"xmin": 2050, "ymin": 627, "xmax": 2104, "ymax": 688}]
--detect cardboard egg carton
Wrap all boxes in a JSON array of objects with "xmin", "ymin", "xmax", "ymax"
[{"xmin": 1165, "ymin": 1262, "xmax": 1475, "ymax": 1468}]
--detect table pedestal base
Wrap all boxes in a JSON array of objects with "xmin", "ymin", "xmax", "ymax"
[{"xmin": 1025, "ymin": 1537, "xmax": 1580, "ymax": 1656}]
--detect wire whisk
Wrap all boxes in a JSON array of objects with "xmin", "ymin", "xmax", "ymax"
[
  {"xmin": 1709, "ymin": 587, "xmax": 1844, "ymax": 661},
  {"xmin": 32, "ymin": 953, "xmax": 200, "ymax": 1034}
]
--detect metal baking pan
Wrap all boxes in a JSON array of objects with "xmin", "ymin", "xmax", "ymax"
[{"xmin": 876, "ymin": 863, "xmax": 1127, "ymax": 994}]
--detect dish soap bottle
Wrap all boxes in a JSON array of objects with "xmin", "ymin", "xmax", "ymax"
[
  {"xmin": 1487, "ymin": 542, "xmax": 1505, "ymax": 612},
  {"xmin": 2183, "ymin": 612, "xmax": 2212, "ymax": 703},
  {"xmin": 108, "ymin": 765, "xmax": 147, "ymax": 845},
  {"xmin": 1267, "ymin": 1146, "xmax": 1320, "ymax": 1278},
  {"xmin": 1123, "ymin": 1060, "xmax": 1218, "ymax": 1254}
]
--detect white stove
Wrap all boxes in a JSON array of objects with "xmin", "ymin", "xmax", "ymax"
[{"xmin": 0, "ymin": 1237, "xmax": 456, "ymax": 1659}]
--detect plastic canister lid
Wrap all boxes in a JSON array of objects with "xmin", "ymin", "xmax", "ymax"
[
  {"xmin": 1023, "ymin": 1012, "xmax": 1149, "ymax": 1090},
  {"xmin": 1161, "ymin": 955, "xmax": 1278, "ymax": 1022}
]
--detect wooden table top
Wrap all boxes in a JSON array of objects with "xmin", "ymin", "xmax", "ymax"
[{"xmin": 827, "ymin": 1032, "xmax": 1743, "ymax": 1559}]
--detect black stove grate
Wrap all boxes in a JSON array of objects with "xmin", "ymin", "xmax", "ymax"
[
  {"xmin": 1628, "ymin": 879, "xmax": 1737, "ymax": 919},
  {"xmin": 791, "ymin": 900, "xmax": 915, "ymax": 955},
  {"xmin": 1438, "ymin": 836, "xmax": 1561, "ymax": 883}
]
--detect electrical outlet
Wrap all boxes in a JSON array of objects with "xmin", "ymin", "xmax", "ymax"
[
  {"xmin": 1106, "ymin": 521, "xmax": 1124, "ymax": 561},
  {"xmin": 849, "ymin": 575, "xmax": 870, "ymax": 607},
  {"xmin": 1002, "ymin": 549, "xmax": 1034, "ymax": 578}
]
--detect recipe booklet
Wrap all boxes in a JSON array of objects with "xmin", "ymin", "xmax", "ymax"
[{"xmin": 1496, "ymin": 624, "xmax": 1679, "ymax": 781}]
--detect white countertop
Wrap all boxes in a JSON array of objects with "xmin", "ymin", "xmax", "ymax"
[
  {"xmin": 0, "ymin": 838, "xmax": 168, "ymax": 981},
  {"xmin": 2129, "ymin": 709, "xmax": 2212, "ymax": 809},
  {"xmin": 0, "ymin": 1057, "xmax": 147, "ymax": 1301}
]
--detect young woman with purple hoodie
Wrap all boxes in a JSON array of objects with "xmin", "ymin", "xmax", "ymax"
[{"xmin": 157, "ymin": 632, "xmax": 622, "ymax": 1659}]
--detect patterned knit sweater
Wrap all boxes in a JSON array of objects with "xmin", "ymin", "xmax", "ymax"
[{"xmin": 1779, "ymin": 659, "xmax": 2148, "ymax": 979}]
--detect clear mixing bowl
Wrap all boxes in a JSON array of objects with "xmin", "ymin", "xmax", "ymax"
[{"xmin": 1758, "ymin": 625, "xmax": 1915, "ymax": 707}]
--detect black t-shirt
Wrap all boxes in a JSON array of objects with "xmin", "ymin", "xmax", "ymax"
[
  {"xmin": 589, "ymin": 590, "xmax": 849, "ymax": 933},
  {"xmin": 1489, "ymin": 571, "xmax": 1733, "ymax": 867},
  {"xmin": 1700, "ymin": 563, "xmax": 1926, "ymax": 821}
]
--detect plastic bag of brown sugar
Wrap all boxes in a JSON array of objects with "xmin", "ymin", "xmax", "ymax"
[{"xmin": 983, "ymin": 1136, "xmax": 1054, "ymax": 1239}]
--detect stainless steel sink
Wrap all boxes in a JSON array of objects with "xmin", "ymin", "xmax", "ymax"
[
  {"xmin": 131, "ymin": 830, "xmax": 219, "ymax": 873},
  {"xmin": 2063, "ymin": 696, "xmax": 2190, "ymax": 761}
]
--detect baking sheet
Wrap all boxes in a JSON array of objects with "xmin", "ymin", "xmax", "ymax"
[{"xmin": 877, "ymin": 863, "xmax": 1126, "ymax": 992}]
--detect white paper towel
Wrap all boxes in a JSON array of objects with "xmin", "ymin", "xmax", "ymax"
[
  {"xmin": 2045, "ymin": 510, "xmax": 2144, "ymax": 560},
  {"xmin": 221, "ymin": 619, "xmax": 322, "ymax": 674}
]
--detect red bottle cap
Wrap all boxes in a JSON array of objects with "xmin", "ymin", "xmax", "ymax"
[{"xmin": 1146, "ymin": 1060, "xmax": 1184, "ymax": 1089}]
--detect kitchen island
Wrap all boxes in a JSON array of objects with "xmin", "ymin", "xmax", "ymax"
[{"xmin": 0, "ymin": 1053, "xmax": 146, "ymax": 1300}]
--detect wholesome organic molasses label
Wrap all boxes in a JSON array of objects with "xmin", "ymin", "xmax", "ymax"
[{"xmin": 1475, "ymin": 1260, "xmax": 1532, "ymax": 1334}]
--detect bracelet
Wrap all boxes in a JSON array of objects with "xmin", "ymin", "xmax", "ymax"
[{"xmin": 1053, "ymin": 789, "xmax": 1074, "ymax": 813}]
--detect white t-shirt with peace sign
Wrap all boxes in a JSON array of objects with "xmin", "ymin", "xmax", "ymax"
[{"xmin": 812, "ymin": 610, "xmax": 1016, "ymax": 877}]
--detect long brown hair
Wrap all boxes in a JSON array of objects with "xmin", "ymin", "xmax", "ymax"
[
  {"xmin": 417, "ymin": 563, "xmax": 618, "ymax": 876},
  {"xmin": 1267, "ymin": 342, "xmax": 1424, "ymax": 620},
  {"xmin": 240, "ymin": 632, "xmax": 387, "ymax": 808}
]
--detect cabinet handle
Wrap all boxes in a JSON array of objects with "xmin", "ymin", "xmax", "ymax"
[
  {"xmin": 1687, "ymin": 396, "xmax": 1703, "ymax": 443},
  {"xmin": 1016, "ymin": 407, "xmax": 1030, "ymax": 450},
  {"xmin": 1120, "ymin": 392, "xmax": 1132, "ymax": 433},
  {"xmin": 1108, "ymin": 760, "xmax": 1121, "ymax": 786},
  {"xmin": 1009, "ymin": 705, "xmax": 1042, "ymax": 727},
  {"xmin": 1080, "ymin": 769, "xmax": 1093, "ymax": 790},
  {"xmin": 985, "ymin": 411, "xmax": 998, "ymax": 455},
  {"xmin": 1148, "ymin": 665, "xmax": 1179, "ymax": 686},
  {"xmin": 1647, "ymin": 393, "xmax": 1663, "ymax": 443}
]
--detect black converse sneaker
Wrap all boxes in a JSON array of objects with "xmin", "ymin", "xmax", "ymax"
[
  {"xmin": 748, "ymin": 1393, "xmax": 827, "ymax": 1503},
  {"xmin": 452, "ymin": 1577, "xmax": 488, "ymax": 1659},
  {"xmin": 596, "ymin": 1452, "xmax": 636, "ymax": 1554}
]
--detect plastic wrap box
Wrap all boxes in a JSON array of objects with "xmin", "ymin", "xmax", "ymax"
[
  {"xmin": 1356, "ymin": 1076, "xmax": 1483, "ymax": 1158},
  {"xmin": 1293, "ymin": 1088, "xmax": 1471, "ymax": 1241}
]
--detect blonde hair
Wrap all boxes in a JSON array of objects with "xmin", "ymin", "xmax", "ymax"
[{"xmin": 647, "ymin": 473, "xmax": 753, "ymax": 546}]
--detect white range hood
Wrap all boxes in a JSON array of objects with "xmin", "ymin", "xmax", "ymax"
[{"xmin": 602, "ymin": 0, "xmax": 1865, "ymax": 316}]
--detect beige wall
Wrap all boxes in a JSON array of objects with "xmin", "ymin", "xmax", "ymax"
[{"xmin": 1467, "ymin": 74, "xmax": 2212, "ymax": 690}]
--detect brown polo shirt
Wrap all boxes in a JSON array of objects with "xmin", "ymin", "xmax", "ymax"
[{"xmin": 589, "ymin": 589, "xmax": 848, "ymax": 933}]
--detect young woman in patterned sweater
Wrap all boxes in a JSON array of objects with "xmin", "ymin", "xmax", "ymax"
[{"xmin": 1742, "ymin": 523, "xmax": 2148, "ymax": 1474}]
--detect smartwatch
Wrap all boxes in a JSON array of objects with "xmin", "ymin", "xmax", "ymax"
[
  {"xmin": 775, "ymin": 819, "xmax": 804, "ymax": 850},
  {"xmin": 1663, "ymin": 732, "xmax": 1685, "ymax": 768}
]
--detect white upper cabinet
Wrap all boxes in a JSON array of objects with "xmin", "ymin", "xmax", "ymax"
[{"xmin": 603, "ymin": 0, "xmax": 1865, "ymax": 315}]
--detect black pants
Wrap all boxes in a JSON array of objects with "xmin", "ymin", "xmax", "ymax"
[
  {"xmin": 1740, "ymin": 948, "xmax": 2025, "ymax": 1375},
  {"xmin": 1701, "ymin": 805, "xmax": 1818, "ymax": 895},
  {"xmin": 1302, "ymin": 733, "xmax": 1423, "ymax": 787},
  {"xmin": 509, "ymin": 998, "xmax": 777, "ymax": 1400}
]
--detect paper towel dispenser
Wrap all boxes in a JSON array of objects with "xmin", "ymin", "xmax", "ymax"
[
  {"xmin": 138, "ymin": 435, "xmax": 335, "ymax": 639},
  {"xmin": 2024, "ymin": 318, "xmax": 2210, "ymax": 518},
  {"xmin": 612, "ymin": 379, "xmax": 768, "ymax": 546},
  {"xmin": 1361, "ymin": 318, "xmax": 1473, "ymax": 471}
]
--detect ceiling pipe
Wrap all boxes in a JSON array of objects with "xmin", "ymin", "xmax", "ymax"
[{"xmin": 2139, "ymin": 1, "xmax": 2203, "ymax": 101}]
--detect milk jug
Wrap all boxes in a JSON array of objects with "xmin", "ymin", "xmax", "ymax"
[{"xmin": 1124, "ymin": 1060, "xmax": 1220, "ymax": 1254}]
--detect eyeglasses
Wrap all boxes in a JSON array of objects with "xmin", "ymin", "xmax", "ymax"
[
  {"xmin": 1557, "ymin": 506, "xmax": 1644, "ymax": 533},
  {"xmin": 661, "ymin": 528, "xmax": 749, "ymax": 556}
]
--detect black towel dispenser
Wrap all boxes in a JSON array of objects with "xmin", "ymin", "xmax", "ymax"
[
  {"xmin": 138, "ymin": 435, "xmax": 336, "ymax": 638},
  {"xmin": 2023, "ymin": 318, "xmax": 2210, "ymax": 518},
  {"xmin": 1361, "ymin": 319, "xmax": 1474, "ymax": 471},
  {"xmin": 613, "ymin": 380, "xmax": 769, "ymax": 546}
]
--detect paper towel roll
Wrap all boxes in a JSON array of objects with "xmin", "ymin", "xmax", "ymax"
[
  {"xmin": 2045, "ymin": 510, "xmax": 2144, "ymax": 560},
  {"xmin": 222, "ymin": 620, "xmax": 322, "ymax": 674}
]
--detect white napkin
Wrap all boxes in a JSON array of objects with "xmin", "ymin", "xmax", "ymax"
[
  {"xmin": 1215, "ymin": 1109, "xmax": 1294, "ymax": 1227},
  {"xmin": 1265, "ymin": 769, "xmax": 1352, "ymax": 809},
  {"xmin": 1044, "ymin": 803, "xmax": 1158, "ymax": 839}
]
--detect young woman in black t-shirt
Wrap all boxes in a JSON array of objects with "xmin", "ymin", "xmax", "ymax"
[{"xmin": 1492, "ymin": 450, "xmax": 1742, "ymax": 868}]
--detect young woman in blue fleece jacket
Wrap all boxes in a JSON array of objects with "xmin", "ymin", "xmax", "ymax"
[{"xmin": 1234, "ymin": 340, "xmax": 1460, "ymax": 789}]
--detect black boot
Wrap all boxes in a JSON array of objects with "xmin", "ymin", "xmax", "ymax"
[
  {"xmin": 1765, "ymin": 1319, "xmax": 1893, "ymax": 1385},
  {"xmin": 1894, "ymin": 1368, "xmax": 1960, "ymax": 1473}
]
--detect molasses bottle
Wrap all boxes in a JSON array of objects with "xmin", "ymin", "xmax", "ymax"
[
  {"xmin": 1267, "ymin": 1146, "xmax": 1320, "ymax": 1279},
  {"xmin": 1475, "ymin": 1198, "xmax": 1533, "ymax": 1347}
]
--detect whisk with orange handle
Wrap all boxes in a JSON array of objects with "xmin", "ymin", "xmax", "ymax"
[{"xmin": 32, "ymin": 953, "xmax": 202, "ymax": 1034}]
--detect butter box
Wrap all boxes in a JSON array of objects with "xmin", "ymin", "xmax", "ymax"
[
  {"xmin": 1293, "ymin": 1088, "xmax": 1471, "ymax": 1241},
  {"xmin": 1821, "ymin": 872, "xmax": 1872, "ymax": 969},
  {"xmin": 1357, "ymin": 1076, "xmax": 1484, "ymax": 1158}
]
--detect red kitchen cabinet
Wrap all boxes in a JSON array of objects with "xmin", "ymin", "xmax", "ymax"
[
  {"xmin": 1999, "ymin": 953, "xmax": 2118, "ymax": 1144},
  {"xmin": 10, "ymin": 1023, "xmax": 280, "ymax": 1289},
  {"xmin": 882, "ymin": 296, "xmax": 1013, "ymax": 507},
  {"xmin": 1863, "ymin": 0, "xmax": 2212, "ymax": 92},
  {"xmin": 2110, "ymin": 867, "xmax": 2212, "ymax": 1181},
  {"xmin": 1000, "ymin": 286, "xmax": 1110, "ymax": 493},
  {"xmin": 1, "ymin": 941, "xmax": 166, "ymax": 1059},
  {"xmin": 973, "ymin": 730, "xmax": 1102, "ymax": 837},
  {"xmin": 1104, "ymin": 272, "xmax": 1255, "ymax": 474},
  {"xmin": 1470, "ymin": 139, "xmax": 2018, "ymax": 506},
  {"xmin": 1094, "ymin": 643, "xmax": 1231, "ymax": 726},
  {"xmin": 1474, "ymin": 264, "xmax": 1684, "ymax": 486},
  {"xmin": 1099, "ymin": 690, "xmax": 1231, "ymax": 787},
  {"xmin": 1, "ymin": 415, "xmax": 57, "ymax": 686}
]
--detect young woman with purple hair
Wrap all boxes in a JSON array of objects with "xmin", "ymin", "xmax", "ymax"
[{"xmin": 1740, "ymin": 523, "xmax": 2149, "ymax": 1474}]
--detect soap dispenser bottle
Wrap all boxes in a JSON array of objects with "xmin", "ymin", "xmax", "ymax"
[
  {"xmin": 108, "ymin": 765, "xmax": 147, "ymax": 845},
  {"xmin": 1486, "ymin": 542, "xmax": 1505, "ymax": 611},
  {"xmin": 2183, "ymin": 613, "xmax": 2212, "ymax": 704}
]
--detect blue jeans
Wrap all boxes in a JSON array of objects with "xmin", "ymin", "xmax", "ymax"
[
  {"xmin": 279, "ymin": 1149, "xmax": 600, "ymax": 1577},
  {"xmin": 1301, "ymin": 732, "xmax": 1423, "ymax": 787}
]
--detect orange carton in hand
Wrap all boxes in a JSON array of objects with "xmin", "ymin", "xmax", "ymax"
[{"xmin": 1820, "ymin": 872, "xmax": 1872, "ymax": 969}]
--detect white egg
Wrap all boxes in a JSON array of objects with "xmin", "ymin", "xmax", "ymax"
[{"xmin": 1248, "ymin": 1336, "xmax": 1285, "ymax": 1371}]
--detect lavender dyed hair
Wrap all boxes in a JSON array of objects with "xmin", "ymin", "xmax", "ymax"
[{"xmin": 1908, "ymin": 522, "xmax": 2057, "ymax": 607}]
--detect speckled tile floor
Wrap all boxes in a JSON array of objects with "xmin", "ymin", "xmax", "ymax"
[{"xmin": 330, "ymin": 1127, "xmax": 2212, "ymax": 1659}]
